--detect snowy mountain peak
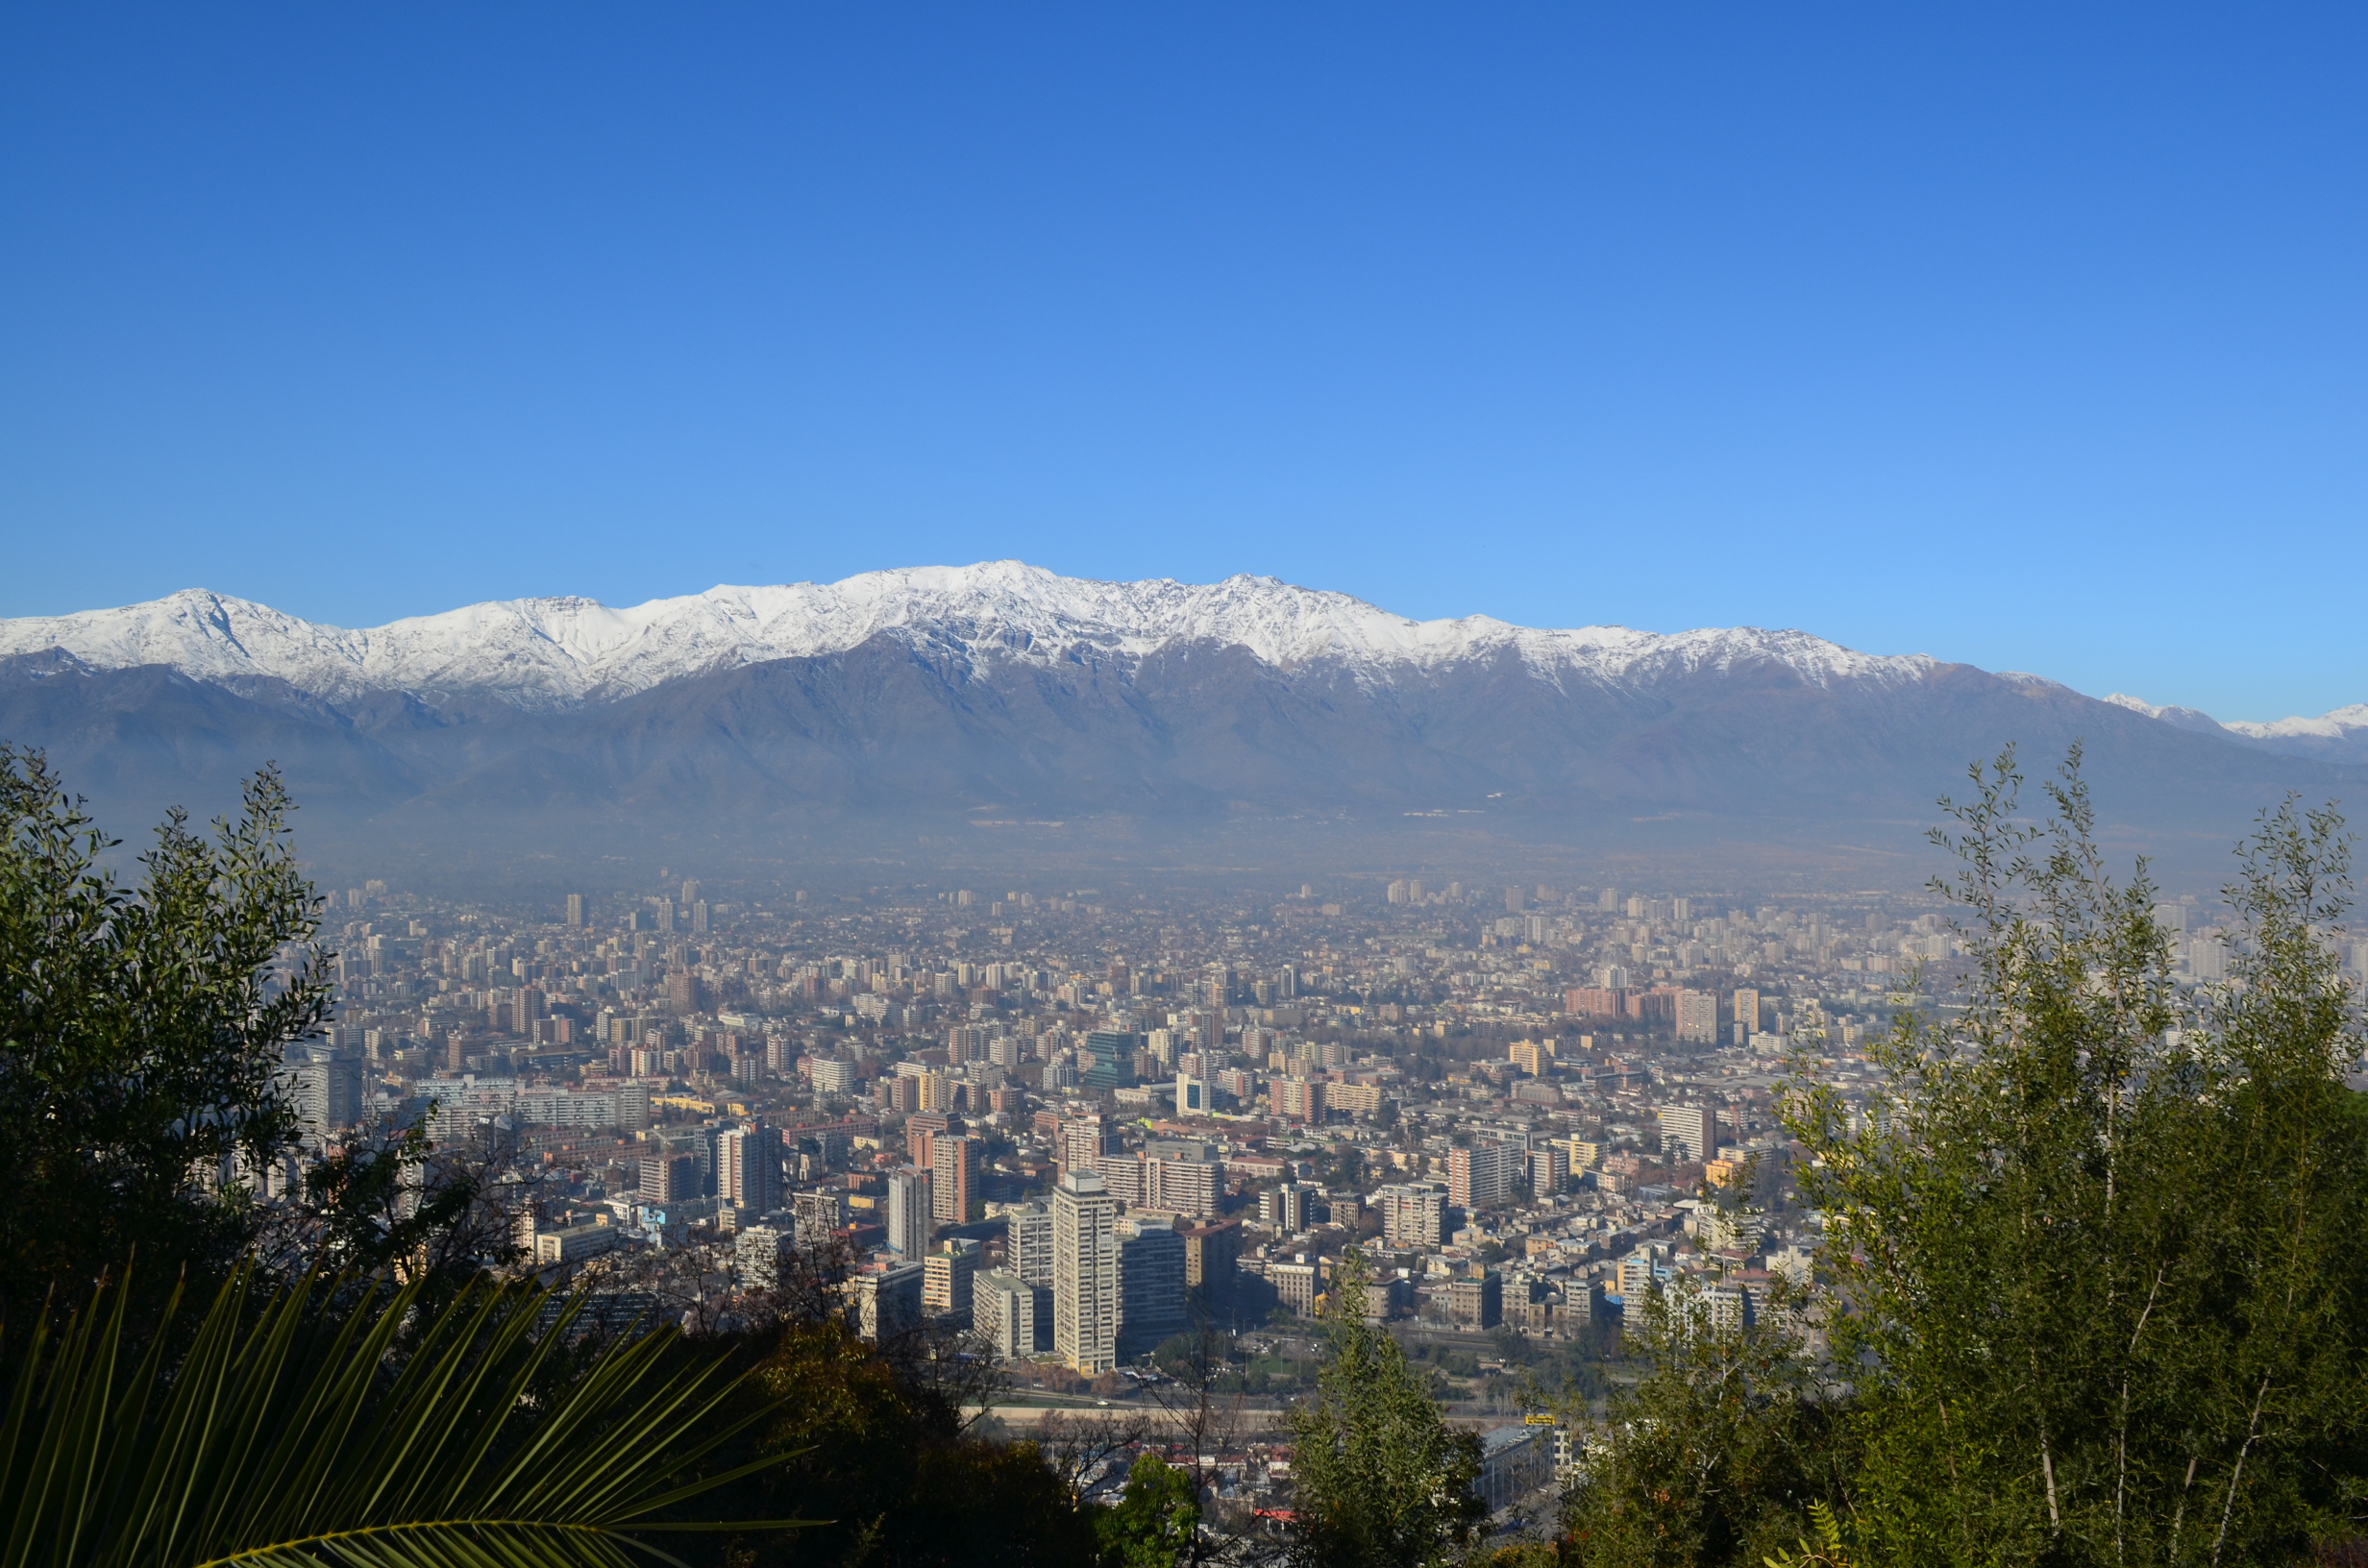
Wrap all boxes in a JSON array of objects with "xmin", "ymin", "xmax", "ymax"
[
  {"xmin": 2104, "ymin": 693, "xmax": 2368, "ymax": 763},
  {"xmin": 0, "ymin": 561, "xmax": 1938, "ymax": 710},
  {"xmin": 2220, "ymin": 702, "xmax": 2368, "ymax": 744}
]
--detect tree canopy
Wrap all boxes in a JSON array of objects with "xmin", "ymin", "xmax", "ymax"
[
  {"xmin": 1785, "ymin": 750, "xmax": 2368, "ymax": 1566},
  {"xmin": 0, "ymin": 747, "xmax": 331, "ymax": 1319},
  {"xmin": 1288, "ymin": 1250, "xmax": 1484, "ymax": 1568}
]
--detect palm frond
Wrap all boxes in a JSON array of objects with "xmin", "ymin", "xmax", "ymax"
[{"xmin": 0, "ymin": 1266, "xmax": 809, "ymax": 1568}]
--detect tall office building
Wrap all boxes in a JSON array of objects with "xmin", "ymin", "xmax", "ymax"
[
  {"xmin": 1052, "ymin": 1169, "xmax": 1119, "ymax": 1374},
  {"xmin": 1006, "ymin": 1199, "xmax": 1055, "ymax": 1287},
  {"xmin": 1658, "ymin": 1104, "xmax": 1717, "ymax": 1165},
  {"xmin": 1116, "ymin": 1217, "xmax": 1187, "ymax": 1355},
  {"xmin": 1174, "ymin": 1070, "xmax": 1212, "ymax": 1115},
  {"xmin": 932, "ymin": 1134, "xmax": 984, "ymax": 1225},
  {"xmin": 1081, "ymin": 1031, "xmax": 1140, "ymax": 1092},
  {"xmin": 886, "ymin": 1166, "xmax": 935, "ymax": 1257}
]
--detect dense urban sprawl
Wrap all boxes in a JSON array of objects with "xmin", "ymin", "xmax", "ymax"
[{"xmin": 287, "ymin": 870, "xmax": 2304, "ymax": 1518}]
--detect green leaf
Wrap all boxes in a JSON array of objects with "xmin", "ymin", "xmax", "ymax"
[{"xmin": 0, "ymin": 1264, "xmax": 808, "ymax": 1568}]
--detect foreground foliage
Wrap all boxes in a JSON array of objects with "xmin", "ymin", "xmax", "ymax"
[
  {"xmin": 0, "ymin": 749, "xmax": 332, "ymax": 1320},
  {"xmin": 1097, "ymin": 1455, "xmax": 1202, "ymax": 1568},
  {"xmin": 0, "ymin": 1263, "xmax": 797, "ymax": 1568},
  {"xmin": 734, "ymin": 1318, "xmax": 1096, "ymax": 1568},
  {"xmin": 1786, "ymin": 750, "xmax": 2368, "ymax": 1566},
  {"xmin": 1559, "ymin": 1281, "xmax": 1851, "ymax": 1568},
  {"xmin": 1288, "ymin": 1251, "xmax": 1484, "ymax": 1568}
]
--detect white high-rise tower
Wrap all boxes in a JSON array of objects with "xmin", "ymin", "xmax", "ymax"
[{"xmin": 1052, "ymin": 1169, "xmax": 1118, "ymax": 1374}]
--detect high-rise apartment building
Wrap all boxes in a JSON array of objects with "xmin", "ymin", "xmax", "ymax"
[
  {"xmin": 1178, "ymin": 1218, "xmax": 1243, "ymax": 1310},
  {"xmin": 1675, "ymin": 990, "xmax": 1719, "ymax": 1044},
  {"xmin": 1005, "ymin": 1199, "xmax": 1055, "ymax": 1286},
  {"xmin": 1450, "ymin": 1268, "xmax": 1504, "ymax": 1330},
  {"xmin": 1373, "ymin": 1181, "xmax": 1449, "ymax": 1248},
  {"xmin": 793, "ymin": 1187, "xmax": 848, "ymax": 1242},
  {"xmin": 973, "ymin": 1269, "xmax": 1037, "ymax": 1361},
  {"xmin": 1269, "ymin": 1255, "xmax": 1325, "ymax": 1316},
  {"xmin": 1269, "ymin": 1077, "xmax": 1324, "ymax": 1122},
  {"xmin": 1448, "ymin": 1141, "xmax": 1517, "ymax": 1209},
  {"xmin": 931, "ymin": 1134, "xmax": 983, "ymax": 1225},
  {"xmin": 641, "ymin": 1151, "xmax": 699, "ymax": 1205},
  {"xmin": 716, "ymin": 1123, "xmax": 777, "ymax": 1213},
  {"xmin": 886, "ymin": 1166, "xmax": 935, "ymax": 1257},
  {"xmin": 1259, "ymin": 1180, "xmax": 1315, "ymax": 1234},
  {"xmin": 565, "ymin": 893, "xmax": 586, "ymax": 928},
  {"xmin": 735, "ymin": 1226, "xmax": 790, "ymax": 1291},
  {"xmin": 1144, "ymin": 1153, "xmax": 1218, "ymax": 1215},
  {"xmin": 1658, "ymin": 1104, "xmax": 1717, "ymax": 1165},
  {"xmin": 1057, "ymin": 1114, "xmax": 1111, "ymax": 1175},
  {"xmin": 1052, "ymin": 1169, "xmax": 1118, "ymax": 1374},
  {"xmin": 924, "ymin": 1237, "xmax": 980, "ymax": 1319},
  {"xmin": 1731, "ymin": 989, "xmax": 1762, "ymax": 1044},
  {"xmin": 1095, "ymin": 1153, "xmax": 1147, "ymax": 1207},
  {"xmin": 856, "ymin": 1261, "xmax": 925, "ymax": 1342},
  {"xmin": 290, "ymin": 1047, "xmax": 362, "ymax": 1135}
]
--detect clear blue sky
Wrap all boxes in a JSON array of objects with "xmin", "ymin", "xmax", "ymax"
[{"xmin": 3, "ymin": 5, "xmax": 2362, "ymax": 721}]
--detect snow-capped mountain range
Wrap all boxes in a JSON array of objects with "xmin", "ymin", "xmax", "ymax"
[
  {"xmin": 0, "ymin": 560, "xmax": 1940, "ymax": 711},
  {"xmin": 4, "ymin": 562, "xmax": 2362, "ymax": 874},
  {"xmin": 2104, "ymin": 692, "xmax": 2368, "ymax": 764}
]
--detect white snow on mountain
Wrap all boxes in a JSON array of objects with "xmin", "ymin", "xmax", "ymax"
[
  {"xmin": 2106, "ymin": 693, "xmax": 2368, "ymax": 759},
  {"xmin": 0, "ymin": 560, "xmax": 1939, "ymax": 710},
  {"xmin": 2219, "ymin": 704, "xmax": 2368, "ymax": 744}
]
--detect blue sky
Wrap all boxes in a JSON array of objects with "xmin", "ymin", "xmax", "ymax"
[{"xmin": 2, "ymin": 4, "xmax": 2362, "ymax": 721}]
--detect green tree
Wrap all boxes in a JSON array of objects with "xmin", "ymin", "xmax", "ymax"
[
  {"xmin": 1097, "ymin": 1453, "xmax": 1199, "ymax": 1568},
  {"xmin": 1288, "ymin": 1250, "xmax": 1484, "ymax": 1568},
  {"xmin": 741, "ymin": 1318, "xmax": 1095, "ymax": 1568},
  {"xmin": 1785, "ymin": 749, "xmax": 2368, "ymax": 1567},
  {"xmin": 1559, "ymin": 1278, "xmax": 1851, "ymax": 1568},
  {"xmin": 0, "ymin": 750, "xmax": 332, "ymax": 1318}
]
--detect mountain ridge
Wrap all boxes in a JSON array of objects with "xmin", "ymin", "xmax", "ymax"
[
  {"xmin": 3, "ymin": 564, "xmax": 2362, "ymax": 885},
  {"xmin": 0, "ymin": 563, "xmax": 1940, "ymax": 712}
]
